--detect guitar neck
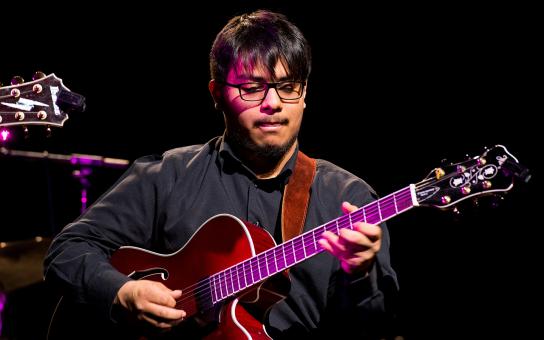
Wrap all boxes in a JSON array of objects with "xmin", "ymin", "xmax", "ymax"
[{"xmin": 209, "ymin": 185, "xmax": 417, "ymax": 304}]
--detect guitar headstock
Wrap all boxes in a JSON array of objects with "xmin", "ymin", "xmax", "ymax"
[
  {"xmin": 414, "ymin": 145, "xmax": 530, "ymax": 209},
  {"xmin": 0, "ymin": 72, "xmax": 85, "ymax": 138}
]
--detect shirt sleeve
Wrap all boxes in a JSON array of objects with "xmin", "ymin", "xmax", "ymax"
[{"xmin": 43, "ymin": 154, "xmax": 170, "ymax": 319}]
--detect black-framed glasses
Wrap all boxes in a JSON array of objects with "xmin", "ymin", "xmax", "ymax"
[{"xmin": 219, "ymin": 81, "xmax": 306, "ymax": 101}]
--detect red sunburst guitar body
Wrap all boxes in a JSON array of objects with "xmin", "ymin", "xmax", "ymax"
[{"xmin": 48, "ymin": 214, "xmax": 289, "ymax": 339}]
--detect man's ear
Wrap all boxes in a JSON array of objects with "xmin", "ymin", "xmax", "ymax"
[
  {"xmin": 209, "ymin": 79, "xmax": 222, "ymax": 110},
  {"xmin": 303, "ymin": 83, "xmax": 308, "ymax": 108}
]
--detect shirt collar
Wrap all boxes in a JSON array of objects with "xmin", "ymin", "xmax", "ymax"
[{"xmin": 218, "ymin": 134, "xmax": 297, "ymax": 184}]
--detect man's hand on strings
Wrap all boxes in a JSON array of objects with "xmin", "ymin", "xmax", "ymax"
[
  {"xmin": 115, "ymin": 280, "xmax": 186, "ymax": 329},
  {"xmin": 319, "ymin": 201, "xmax": 382, "ymax": 275}
]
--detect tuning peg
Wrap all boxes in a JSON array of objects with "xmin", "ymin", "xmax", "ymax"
[
  {"xmin": 32, "ymin": 71, "xmax": 46, "ymax": 80},
  {"xmin": 11, "ymin": 76, "xmax": 24, "ymax": 85},
  {"xmin": 457, "ymin": 165, "xmax": 467, "ymax": 173}
]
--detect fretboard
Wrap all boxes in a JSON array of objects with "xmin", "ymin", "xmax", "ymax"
[{"xmin": 208, "ymin": 185, "xmax": 416, "ymax": 304}]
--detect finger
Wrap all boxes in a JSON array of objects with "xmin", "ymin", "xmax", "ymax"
[
  {"xmin": 341, "ymin": 201, "xmax": 358, "ymax": 214},
  {"xmin": 318, "ymin": 238, "xmax": 333, "ymax": 254},
  {"xmin": 145, "ymin": 283, "xmax": 179, "ymax": 308},
  {"xmin": 139, "ymin": 312, "xmax": 176, "ymax": 329},
  {"xmin": 170, "ymin": 289, "xmax": 183, "ymax": 300},
  {"xmin": 143, "ymin": 302, "xmax": 186, "ymax": 321},
  {"xmin": 338, "ymin": 228, "xmax": 367, "ymax": 246},
  {"xmin": 353, "ymin": 222, "xmax": 382, "ymax": 242},
  {"xmin": 319, "ymin": 232, "xmax": 348, "ymax": 257}
]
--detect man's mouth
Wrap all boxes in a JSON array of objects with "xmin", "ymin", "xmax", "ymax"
[
  {"xmin": 255, "ymin": 119, "xmax": 288, "ymax": 128},
  {"xmin": 255, "ymin": 119, "xmax": 287, "ymax": 132}
]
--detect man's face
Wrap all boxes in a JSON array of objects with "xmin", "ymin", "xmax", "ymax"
[{"xmin": 216, "ymin": 60, "xmax": 306, "ymax": 158}]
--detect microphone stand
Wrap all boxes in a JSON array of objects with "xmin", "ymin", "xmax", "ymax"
[{"xmin": 0, "ymin": 147, "xmax": 130, "ymax": 214}]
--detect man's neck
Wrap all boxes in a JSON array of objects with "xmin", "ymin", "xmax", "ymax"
[{"xmin": 236, "ymin": 141, "xmax": 297, "ymax": 179}]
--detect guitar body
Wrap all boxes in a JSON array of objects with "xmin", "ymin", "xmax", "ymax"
[{"xmin": 48, "ymin": 214, "xmax": 290, "ymax": 339}]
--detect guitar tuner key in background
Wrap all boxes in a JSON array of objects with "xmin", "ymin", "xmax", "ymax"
[
  {"xmin": 434, "ymin": 168, "xmax": 445, "ymax": 179},
  {"xmin": 10, "ymin": 76, "xmax": 24, "ymax": 85},
  {"xmin": 1, "ymin": 73, "xmax": 85, "ymax": 141},
  {"xmin": 33, "ymin": 84, "xmax": 43, "ymax": 93},
  {"xmin": 14, "ymin": 112, "xmax": 25, "ymax": 121},
  {"xmin": 10, "ymin": 88, "xmax": 20, "ymax": 97},
  {"xmin": 32, "ymin": 71, "xmax": 46, "ymax": 80}
]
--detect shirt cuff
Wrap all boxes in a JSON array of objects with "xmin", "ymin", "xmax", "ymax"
[
  {"xmin": 87, "ymin": 266, "xmax": 132, "ymax": 321},
  {"xmin": 344, "ymin": 262, "xmax": 379, "ymax": 304}
]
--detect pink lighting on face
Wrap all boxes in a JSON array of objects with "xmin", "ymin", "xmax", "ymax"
[{"xmin": 1, "ymin": 129, "xmax": 9, "ymax": 141}]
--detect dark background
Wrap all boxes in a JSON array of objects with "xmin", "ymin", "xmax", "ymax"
[{"xmin": 1, "ymin": 2, "xmax": 540, "ymax": 339}]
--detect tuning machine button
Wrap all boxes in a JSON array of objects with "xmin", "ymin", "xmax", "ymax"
[
  {"xmin": 33, "ymin": 84, "xmax": 43, "ymax": 93},
  {"xmin": 461, "ymin": 186, "xmax": 471, "ymax": 195},
  {"xmin": 37, "ymin": 111, "xmax": 47, "ymax": 120},
  {"xmin": 11, "ymin": 76, "xmax": 24, "ymax": 85},
  {"xmin": 15, "ymin": 112, "xmax": 25, "ymax": 121},
  {"xmin": 435, "ymin": 168, "xmax": 446, "ymax": 179},
  {"xmin": 32, "ymin": 71, "xmax": 46, "ymax": 80},
  {"xmin": 441, "ymin": 195, "xmax": 451, "ymax": 204}
]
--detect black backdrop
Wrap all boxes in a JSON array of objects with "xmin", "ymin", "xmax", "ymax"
[{"xmin": 1, "ymin": 2, "xmax": 540, "ymax": 339}]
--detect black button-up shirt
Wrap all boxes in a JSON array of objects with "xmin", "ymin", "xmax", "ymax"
[{"xmin": 44, "ymin": 136, "xmax": 398, "ymax": 338}]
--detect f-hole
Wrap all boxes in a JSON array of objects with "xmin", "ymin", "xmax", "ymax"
[{"xmin": 128, "ymin": 267, "xmax": 169, "ymax": 281}]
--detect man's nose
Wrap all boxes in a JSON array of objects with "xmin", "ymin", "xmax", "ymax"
[{"xmin": 260, "ymin": 86, "xmax": 282, "ymax": 112}]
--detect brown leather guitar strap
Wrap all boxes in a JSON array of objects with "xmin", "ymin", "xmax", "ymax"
[{"xmin": 281, "ymin": 151, "xmax": 316, "ymax": 243}]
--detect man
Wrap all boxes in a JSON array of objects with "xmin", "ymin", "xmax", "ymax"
[{"xmin": 45, "ymin": 10, "xmax": 398, "ymax": 339}]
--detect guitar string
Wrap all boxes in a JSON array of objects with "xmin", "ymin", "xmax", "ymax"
[
  {"xmin": 173, "ymin": 191, "xmax": 415, "ymax": 308},
  {"xmin": 173, "ymin": 189, "xmax": 412, "ymax": 301},
  {"xmin": 162, "ymin": 165, "xmax": 474, "ymax": 308},
  {"xmin": 174, "ymin": 190, "xmax": 414, "ymax": 306},
  {"xmin": 176, "ymin": 165, "xmax": 476, "ymax": 309},
  {"xmin": 176, "ymin": 160, "xmax": 482, "ymax": 309},
  {"xmin": 175, "ymin": 195, "xmax": 415, "ymax": 311}
]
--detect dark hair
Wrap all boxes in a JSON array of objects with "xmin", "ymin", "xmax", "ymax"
[{"xmin": 210, "ymin": 10, "xmax": 311, "ymax": 82}]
